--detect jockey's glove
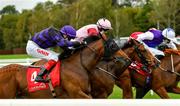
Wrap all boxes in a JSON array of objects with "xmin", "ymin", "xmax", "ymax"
[
  {"xmin": 81, "ymin": 41, "xmax": 87, "ymax": 45},
  {"xmin": 73, "ymin": 41, "xmax": 81, "ymax": 48}
]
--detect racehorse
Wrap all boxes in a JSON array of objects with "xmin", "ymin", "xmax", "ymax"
[
  {"xmin": 90, "ymin": 38, "xmax": 156, "ymax": 98},
  {"xmin": 134, "ymin": 49, "xmax": 180, "ymax": 98},
  {"xmin": 177, "ymin": 44, "xmax": 180, "ymax": 50},
  {"xmin": 0, "ymin": 36, "xmax": 130, "ymax": 98}
]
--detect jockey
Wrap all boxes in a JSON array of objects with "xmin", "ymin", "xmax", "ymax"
[
  {"xmin": 26, "ymin": 25, "xmax": 81, "ymax": 83},
  {"xmin": 130, "ymin": 28, "xmax": 178, "ymax": 60},
  {"xmin": 74, "ymin": 18, "xmax": 112, "ymax": 42},
  {"xmin": 162, "ymin": 28, "xmax": 180, "ymax": 49}
]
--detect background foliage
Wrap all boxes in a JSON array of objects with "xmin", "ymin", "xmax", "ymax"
[{"xmin": 0, "ymin": 0, "xmax": 179, "ymax": 50}]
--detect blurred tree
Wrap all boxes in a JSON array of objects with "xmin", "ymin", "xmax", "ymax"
[
  {"xmin": 133, "ymin": 1, "xmax": 154, "ymax": 31},
  {"xmin": 57, "ymin": 0, "xmax": 78, "ymax": 5},
  {"xmin": 0, "ymin": 5, "xmax": 19, "ymax": 15},
  {"xmin": 49, "ymin": 3, "xmax": 69, "ymax": 28},
  {"xmin": 0, "ymin": 14, "xmax": 18, "ymax": 49},
  {"xmin": 16, "ymin": 10, "xmax": 32, "ymax": 48},
  {"xmin": 110, "ymin": 7, "xmax": 136, "ymax": 37},
  {"xmin": 28, "ymin": 1, "xmax": 55, "ymax": 34},
  {"xmin": 0, "ymin": 27, "xmax": 4, "ymax": 49},
  {"xmin": 149, "ymin": 0, "xmax": 179, "ymax": 32},
  {"xmin": 69, "ymin": 0, "xmax": 112, "ymax": 29},
  {"xmin": 0, "ymin": 0, "xmax": 179, "ymax": 51}
]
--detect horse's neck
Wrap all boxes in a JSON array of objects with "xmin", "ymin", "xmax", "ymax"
[
  {"xmin": 175, "ymin": 44, "xmax": 180, "ymax": 50},
  {"xmin": 98, "ymin": 60, "xmax": 115, "ymax": 73},
  {"xmin": 122, "ymin": 47, "xmax": 135, "ymax": 60},
  {"xmin": 69, "ymin": 39, "xmax": 104, "ymax": 71},
  {"xmin": 95, "ymin": 60, "xmax": 116, "ymax": 83},
  {"xmin": 161, "ymin": 54, "xmax": 180, "ymax": 73}
]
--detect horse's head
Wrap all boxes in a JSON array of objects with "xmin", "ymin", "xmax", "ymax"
[
  {"xmin": 102, "ymin": 39, "xmax": 131, "ymax": 76},
  {"xmin": 80, "ymin": 37, "xmax": 130, "ymax": 73},
  {"xmin": 122, "ymin": 38, "xmax": 156, "ymax": 68}
]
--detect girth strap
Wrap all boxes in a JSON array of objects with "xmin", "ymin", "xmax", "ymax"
[{"xmin": 47, "ymin": 75, "xmax": 56, "ymax": 98}]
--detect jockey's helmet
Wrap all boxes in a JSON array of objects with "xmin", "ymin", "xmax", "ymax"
[
  {"xmin": 162, "ymin": 28, "xmax": 178, "ymax": 44},
  {"xmin": 96, "ymin": 18, "xmax": 112, "ymax": 31},
  {"xmin": 60, "ymin": 25, "xmax": 76, "ymax": 39}
]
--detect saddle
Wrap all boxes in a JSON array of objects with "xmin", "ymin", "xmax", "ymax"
[{"xmin": 27, "ymin": 61, "xmax": 61, "ymax": 93}]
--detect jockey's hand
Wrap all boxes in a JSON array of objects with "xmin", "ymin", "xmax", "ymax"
[
  {"xmin": 73, "ymin": 41, "xmax": 81, "ymax": 48},
  {"xmin": 68, "ymin": 47, "xmax": 76, "ymax": 50},
  {"xmin": 81, "ymin": 41, "xmax": 87, "ymax": 45}
]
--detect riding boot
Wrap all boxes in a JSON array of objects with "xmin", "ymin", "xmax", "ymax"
[
  {"xmin": 59, "ymin": 49, "xmax": 72, "ymax": 60},
  {"xmin": 35, "ymin": 59, "xmax": 57, "ymax": 83}
]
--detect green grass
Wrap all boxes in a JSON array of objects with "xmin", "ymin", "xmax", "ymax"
[
  {"xmin": 109, "ymin": 85, "xmax": 180, "ymax": 99},
  {"xmin": 0, "ymin": 54, "xmax": 33, "ymax": 59}
]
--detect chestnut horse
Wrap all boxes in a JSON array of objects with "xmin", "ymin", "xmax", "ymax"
[
  {"xmin": 177, "ymin": 44, "xmax": 180, "ymax": 50},
  {"xmin": 0, "ymin": 36, "xmax": 129, "ymax": 98},
  {"xmin": 90, "ymin": 38, "xmax": 156, "ymax": 98},
  {"xmin": 134, "ymin": 49, "xmax": 180, "ymax": 98}
]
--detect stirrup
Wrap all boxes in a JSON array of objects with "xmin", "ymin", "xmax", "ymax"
[{"xmin": 35, "ymin": 76, "xmax": 49, "ymax": 83}]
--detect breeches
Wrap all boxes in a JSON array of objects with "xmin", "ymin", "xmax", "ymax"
[{"xmin": 26, "ymin": 40, "xmax": 59, "ymax": 61}]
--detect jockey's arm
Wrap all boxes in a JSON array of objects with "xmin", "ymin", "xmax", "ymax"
[
  {"xmin": 136, "ymin": 31, "xmax": 154, "ymax": 42},
  {"xmin": 57, "ymin": 39, "xmax": 75, "ymax": 48},
  {"xmin": 166, "ymin": 41, "xmax": 177, "ymax": 50},
  {"xmin": 87, "ymin": 28, "xmax": 99, "ymax": 36}
]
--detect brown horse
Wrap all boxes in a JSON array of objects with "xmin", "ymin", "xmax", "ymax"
[
  {"xmin": 133, "ymin": 49, "xmax": 180, "ymax": 98},
  {"xmin": 176, "ymin": 44, "xmax": 180, "ymax": 50},
  {"xmin": 89, "ymin": 38, "xmax": 156, "ymax": 98},
  {"xmin": 0, "ymin": 36, "xmax": 129, "ymax": 98}
]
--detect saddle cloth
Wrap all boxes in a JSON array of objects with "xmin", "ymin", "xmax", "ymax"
[
  {"xmin": 27, "ymin": 61, "xmax": 61, "ymax": 92},
  {"xmin": 128, "ymin": 61, "xmax": 150, "ymax": 76}
]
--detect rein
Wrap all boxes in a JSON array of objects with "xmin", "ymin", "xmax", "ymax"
[
  {"xmin": 158, "ymin": 52, "xmax": 180, "ymax": 77},
  {"xmin": 96, "ymin": 66, "xmax": 119, "ymax": 80},
  {"xmin": 159, "ymin": 65, "xmax": 180, "ymax": 77},
  {"xmin": 133, "ymin": 42, "xmax": 159, "ymax": 71},
  {"xmin": 96, "ymin": 56, "xmax": 131, "ymax": 80},
  {"xmin": 134, "ymin": 44, "xmax": 149, "ymax": 67}
]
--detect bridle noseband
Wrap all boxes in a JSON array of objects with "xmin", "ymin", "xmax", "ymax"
[{"xmin": 132, "ymin": 41, "xmax": 159, "ymax": 71}]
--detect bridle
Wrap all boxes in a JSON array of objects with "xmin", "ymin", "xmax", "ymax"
[
  {"xmin": 131, "ymin": 40, "xmax": 159, "ymax": 71},
  {"xmin": 133, "ymin": 42, "xmax": 151, "ymax": 67},
  {"xmin": 79, "ymin": 36, "xmax": 131, "ymax": 79}
]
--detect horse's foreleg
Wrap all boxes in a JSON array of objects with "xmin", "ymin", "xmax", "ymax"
[
  {"xmin": 76, "ymin": 90, "xmax": 92, "ymax": 98},
  {"xmin": 169, "ymin": 87, "xmax": 180, "ymax": 94},
  {"xmin": 136, "ymin": 87, "xmax": 150, "ymax": 99},
  {"xmin": 116, "ymin": 70, "xmax": 133, "ymax": 99},
  {"xmin": 153, "ymin": 87, "xmax": 170, "ymax": 99}
]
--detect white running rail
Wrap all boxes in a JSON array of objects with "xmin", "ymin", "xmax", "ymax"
[{"xmin": 0, "ymin": 58, "xmax": 40, "ymax": 68}]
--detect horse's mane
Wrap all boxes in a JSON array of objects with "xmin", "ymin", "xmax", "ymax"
[
  {"xmin": 164, "ymin": 49, "xmax": 180, "ymax": 55},
  {"xmin": 73, "ymin": 36, "xmax": 101, "ymax": 52},
  {"xmin": 121, "ymin": 39, "xmax": 134, "ymax": 50},
  {"xmin": 83, "ymin": 36, "xmax": 101, "ymax": 44},
  {"xmin": 58, "ymin": 36, "xmax": 101, "ymax": 60}
]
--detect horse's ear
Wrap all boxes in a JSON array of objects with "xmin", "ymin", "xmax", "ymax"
[
  {"xmin": 128, "ymin": 38, "xmax": 133, "ymax": 45},
  {"xmin": 131, "ymin": 38, "xmax": 140, "ymax": 45}
]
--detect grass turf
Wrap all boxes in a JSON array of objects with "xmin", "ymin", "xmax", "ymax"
[
  {"xmin": 0, "ymin": 54, "xmax": 32, "ymax": 59},
  {"xmin": 109, "ymin": 85, "xmax": 180, "ymax": 99}
]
